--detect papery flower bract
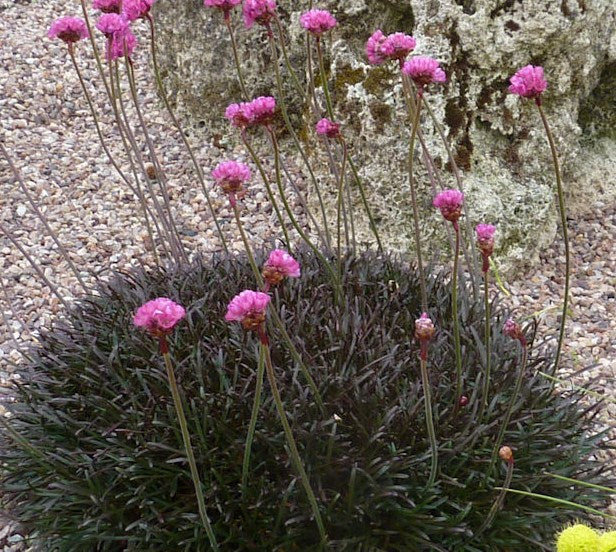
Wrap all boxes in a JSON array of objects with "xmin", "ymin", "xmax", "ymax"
[
  {"xmin": 93, "ymin": 0, "xmax": 122, "ymax": 14},
  {"xmin": 96, "ymin": 13, "xmax": 128, "ymax": 37},
  {"xmin": 381, "ymin": 32, "xmax": 416, "ymax": 62},
  {"xmin": 262, "ymin": 249, "xmax": 300, "ymax": 287},
  {"xmin": 315, "ymin": 118, "xmax": 341, "ymax": 139},
  {"xmin": 475, "ymin": 223, "xmax": 496, "ymax": 272},
  {"xmin": 366, "ymin": 30, "xmax": 415, "ymax": 65},
  {"xmin": 414, "ymin": 312, "xmax": 435, "ymax": 361},
  {"xmin": 204, "ymin": 0, "xmax": 242, "ymax": 13},
  {"xmin": 122, "ymin": 0, "xmax": 156, "ymax": 21},
  {"xmin": 365, "ymin": 30, "xmax": 387, "ymax": 65},
  {"xmin": 48, "ymin": 17, "xmax": 90, "ymax": 44},
  {"xmin": 300, "ymin": 9, "xmax": 337, "ymax": 36},
  {"xmin": 225, "ymin": 290, "xmax": 271, "ymax": 331},
  {"xmin": 243, "ymin": 0, "xmax": 276, "ymax": 29},
  {"xmin": 433, "ymin": 189, "xmax": 464, "ymax": 225},
  {"xmin": 402, "ymin": 56, "xmax": 447, "ymax": 88},
  {"xmin": 212, "ymin": 160, "xmax": 251, "ymax": 204},
  {"xmin": 508, "ymin": 64, "xmax": 547, "ymax": 99},
  {"xmin": 107, "ymin": 27, "xmax": 138, "ymax": 59},
  {"xmin": 133, "ymin": 297, "xmax": 186, "ymax": 337}
]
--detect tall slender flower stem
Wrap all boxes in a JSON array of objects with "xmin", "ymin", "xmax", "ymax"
[
  {"xmin": 536, "ymin": 102, "xmax": 570, "ymax": 375},
  {"xmin": 242, "ymin": 345, "xmax": 265, "ymax": 491},
  {"xmin": 273, "ymin": 17, "xmax": 305, "ymax": 98},
  {"xmin": 336, "ymin": 140, "xmax": 349, "ymax": 279},
  {"xmin": 314, "ymin": 38, "xmax": 334, "ymax": 120},
  {"xmin": 223, "ymin": 14, "xmax": 249, "ymax": 100},
  {"xmin": 0, "ymin": 222, "xmax": 71, "ymax": 312},
  {"xmin": 268, "ymin": 130, "xmax": 341, "ymax": 301},
  {"xmin": 407, "ymin": 92, "xmax": 429, "ymax": 312},
  {"xmin": 260, "ymin": 334, "xmax": 327, "ymax": 545},
  {"xmin": 479, "ymin": 271, "xmax": 491, "ymax": 422},
  {"xmin": 241, "ymin": 133, "xmax": 292, "ymax": 247},
  {"xmin": 1, "ymin": 143, "xmax": 90, "ymax": 293},
  {"xmin": 267, "ymin": 31, "xmax": 331, "ymax": 248},
  {"xmin": 420, "ymin": 356, "xmax": 438, "ymax": 487},
  {"xmin": 125, "ymin": 61, "xmax": 189, "ymax": 263},
  {"xmin": 79, "ymin": 0, "xmax": 112, "ymax": 100},
  {"xmin": 161, "ymin": 347, "xmax": 219, "ymax": 550},
  {"xmin": 486, "ymin": 342, "xmax": 528, "ymax": 479},
  {"xmin": 147, "ymin": 15, "xmax": 229, "ymax": 254},
  {"xmin": 232, "ymin": 203, "xmax": 263, "ymax": 287},
  {"xmin": 68, "ymin": 48, "xmax": 162, "ymax": 265},
  {"xmin": 477, "ymin": 458, "xmax": 514, "ymax": 535},
  {"xmin": 452, "ymin": 225, "xmax": 463, "ymax": 402}
]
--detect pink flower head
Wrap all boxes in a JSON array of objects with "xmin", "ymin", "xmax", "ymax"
[
  {"xmin": 93, "ymin": 0, "xmax": 122, "ymax": 14},
  {"xmin": 433, "ymin": 189, "xmax": 464, "ymax": 227},
  {"xmin": 508, "ymin": 65, "xmax": 547, "ymax": 100},
  {"xmin": 122, "ymin": 0, "xmax": 156, "ymax": 21},
  {"xmin": 107, "ymin": 27, "xmax": 137, "ymax": 60},
  {"xmin": 402, "ymin": 56, "xmax": 447, "ymax": 89},
  {"xmin": 204, "ymin": 0, "xmax": 242, "ymax": 14},
  {"xmin": 315, "ymin": 118, "xmax": 341, "ymax": 139},
  {"xmin": 225, "ymin": 290, "xmax": 271, "ymax": 331},
  {"xmin": 300, "ymin": 9, "xmax": 337, "ymax": 37},
  {"xmin": 225, "ymin": 96, "xmax": 276, "ymax": 128},
  {"xmin": 366, "ymin": 30, "xmax": 416, "ymax": 65},
  {"xmin": 48, "ymin": 17, "xmax": 90, "ymax": 44},
  {"xmin": 503, "ymin": 318, "xmax": 526, "ymax": 346},
  {"xmin": 475, "ymin": 223, "xmax": 496, "ymax": 272},
  {"xmin": 262, "ymin": 249, "xmax": 300, "ymax": 288},
  {"xmin": 366, "ymin": 30, "xmax": 387, "ymax": 65},
  {"xmin": 96, "ymin": 13, "xmax": 128, "ymax": 37},
  {"xmin": 212, "ymin": 161, "xmax": 251, "ymax": 206},
  {"xmin": 243, "ymin": 0, "xmax": 276, "ymax": 29},
  {"xmin": 133, "ymin": 297, "xmax": 186, "ymax": 337},
  {"xmin": 414, "ymin": 312, "xmax": 435, "ymax": 361},
  {"xmin": 381, "ymin": 33, "xmax": 416, "ymax": 62}
]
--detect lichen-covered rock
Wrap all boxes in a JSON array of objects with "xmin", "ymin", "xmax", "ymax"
[{"xmin": 153, "ymin": 0, "xmax": 616, "ymax": 274}]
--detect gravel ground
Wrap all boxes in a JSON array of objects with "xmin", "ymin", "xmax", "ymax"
[{"xmin": 0, "ymin": 0, "xmax": 614, "ymax": 549}]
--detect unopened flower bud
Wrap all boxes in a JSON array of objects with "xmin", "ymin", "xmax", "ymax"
[
  {"xmin": 499, "ymin": 445, "xmax": 514, "ymax": 464},
  {"xmin": 459, "ymin": 395, "xmax": 469, "ymax": 407},
  {"xmin": 415, "ymin": 312, "xmax": 435, "ymax": 361},
  {"xmin": 503, "ymin": 318, "xmax": 526, "ymax": 346}
]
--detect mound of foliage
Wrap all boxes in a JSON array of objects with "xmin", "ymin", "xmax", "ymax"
[{"xmin": 1, "ymin": 250, "xmax": 612, "ymax": 551}]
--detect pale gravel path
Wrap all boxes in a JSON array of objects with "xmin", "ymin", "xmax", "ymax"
[{"xmin": 0, "ymin": 0, "xmax": 614, "ymax": 549}]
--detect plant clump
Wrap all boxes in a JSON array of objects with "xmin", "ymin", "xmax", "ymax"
[{"xmin": 1, "ymin": 250, "xmax": 612, "ymax": 551}]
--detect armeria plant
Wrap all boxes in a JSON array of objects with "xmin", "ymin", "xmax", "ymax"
[{"xmin": 1, "ymin": 0, "xmax": 613, "ymax": 550}]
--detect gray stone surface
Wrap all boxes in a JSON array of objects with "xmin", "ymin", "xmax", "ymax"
[{"xmin": 153, "ymin": 0, "xmax": 616, "ymax": 274}]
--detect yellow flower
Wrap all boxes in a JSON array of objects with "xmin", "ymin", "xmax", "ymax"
[
  {"xmin": 599, "ymin": 531, "xmax": 616, "ymax": 552},
  {"xmin": 556, "ymin": 524, "xmax": 600, "ymax": 552}
]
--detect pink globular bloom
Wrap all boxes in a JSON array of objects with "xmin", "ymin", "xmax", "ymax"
[
  {"xmin": 212, "ymin": 161, "xmax": 251, "ymax": 206},
  {"xmin": 414, "ymin": 312, "xmax": 435, "ymax": 361},
  {"xmin": 433, "ymin": 189, "xmax": 464, "ymax": 228},
  {"xmin": 48, "ymin": 17, "xmax": 90, "ymax": 44},
  {"xmin": 96, "ymin": 13, "xmax": 129, "ymax": 37},
  {"xmin": 93, "ymin": 0, "xmax": 122, "ymax": 14},
  {"xmin": 225, "ymin": 290, "xmax": 271, "ymax": 332},
  {"xmin": 225, "ymin": 96, "xmax": 276, "ymax": 128},
  {"xmin": 133, "ymin": 298, "xmax": 186, "ymax": 337},
  {"xmin": 204, "ymin": 0, "xmax": 242, "ymax": 15},
  {"xmin": 402, "ymin": 56, "xmax": 447, "ymax": 89},
  {"xmin": 366, "ymin": 30, "xmax": 416, "ymax": 65},
  {"xmin": 107, "ymin": 27, "xmax": 138, "ymax": 60},
  {"xmin": 475, "ymin": 223, "xmax": 496, "ymax": 273},
  {"xmin": 243, "ymin": 0, "xmax": 276, "ymax": 29},
  {"xmin": 262, "ymin": 249, "xmax": 300, "ymax": 288},
  {"xmin": 315, "ymin": 118, "xmax": 341, "ymax": 139},
  {"xmin": 122, "ymin": 0, "xmax": 156, "ymax": 21},
  {"xmin": 300, "ymin": 9, "xmax": 337, "ymax": 37},
  {"xmin": 508, "ymin": 65, "xmax": 547, "ymax": 101},
  {"xmin": 503, "ymin": 318, "xmax": 526, "ymax": 346}
]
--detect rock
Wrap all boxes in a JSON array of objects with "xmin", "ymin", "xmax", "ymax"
[{"xmin": 153, "ymin": 0, "xmax": 616, "ymax": 274}]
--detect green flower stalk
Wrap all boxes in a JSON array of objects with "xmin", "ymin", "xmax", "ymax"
[
  {"xmin": 477, "ymin": 446, "xmax": 515, "ymax": 536},
  {"xmin": 508, "ymin": 64, "xmax": 570, "ymax": 375},
  {"xmin": 225, "ymin": 291, "xmax": 327, "ymax": 544},
  {"xmin": 133, "ymin": 299, "xmax": 219, "ymax": 551}
]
